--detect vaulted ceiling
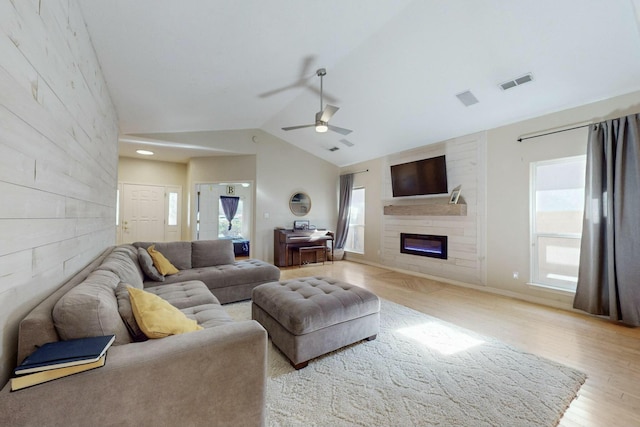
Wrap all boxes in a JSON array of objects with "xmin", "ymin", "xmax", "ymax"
[{"xmin": 79, "ymin": 0, "xmax": 640, "ymax": 167}]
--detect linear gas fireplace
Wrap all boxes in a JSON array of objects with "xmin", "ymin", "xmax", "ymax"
[{"xmin": 400, "ymin": 233, "xmax": 448, "ymax": 259}]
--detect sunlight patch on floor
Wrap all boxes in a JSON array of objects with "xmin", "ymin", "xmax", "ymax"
[{"xmin": 397, "ymin": 322, "xmax": 485, "ymax": 355}]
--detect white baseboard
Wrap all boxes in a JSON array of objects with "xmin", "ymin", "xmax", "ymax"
[{"xmin": 344, "ymin": 257, "xmax": 577, "ymax": 312}]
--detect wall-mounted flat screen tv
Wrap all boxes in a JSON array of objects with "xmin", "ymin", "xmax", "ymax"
[{"xmin": 390, "ymin": 155, "xmax": 448, "ymax": 197}]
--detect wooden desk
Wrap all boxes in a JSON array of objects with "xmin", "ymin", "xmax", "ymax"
[{"xmin": 273, "ymin": 229, "xmax": 334, "ymax": 267}]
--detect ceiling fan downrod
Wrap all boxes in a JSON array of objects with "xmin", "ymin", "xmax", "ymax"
[{"xmin": 317, "ymin": 68, "xmax": 326, "ymax": 112}]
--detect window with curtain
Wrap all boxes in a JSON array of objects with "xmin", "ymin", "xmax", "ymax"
[
  {"xmin": 218, "ymin": 198, "xmax": 243, "ymax": 238},
  {"xmin": 530, "ymin": 155, "xmax": 586, "ymax": 291},
  {"xmin": 345, "ymin": 188, "xmax": 365, "ymax": 253}
]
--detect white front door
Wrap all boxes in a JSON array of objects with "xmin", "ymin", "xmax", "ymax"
[{"xmin": 121, "ymin": 184, "xmax": 165, "ymax": 243}]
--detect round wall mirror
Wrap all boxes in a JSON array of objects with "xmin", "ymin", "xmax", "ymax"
[{"xmin": 289, "ymin": 192, "xmax": 311, "ymax": 216}]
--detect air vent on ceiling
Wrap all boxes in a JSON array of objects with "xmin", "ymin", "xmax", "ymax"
[
  {"xmin": 339, "ymin": 139, "xmax": 354, "ymax": 147},
  {"xmin": 500, "ymin": 73, "xmax": 534, "ymax": 91},
  {"xmin": 328, "ymin": 146, "xmax": 340, "ymax": 152},
  {"xmin": 455, "ymin": 90, "xmax": 479, "ymax": 107}
]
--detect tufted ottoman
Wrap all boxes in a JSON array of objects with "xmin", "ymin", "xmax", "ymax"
[{"xmin": 251, "ymin": 276, "xmax": 380, "ymax": 369}]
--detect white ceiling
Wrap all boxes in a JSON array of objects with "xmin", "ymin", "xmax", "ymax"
[{"xmin": 79, "ymin": 0, "xmax": 640, "ymax": 167}]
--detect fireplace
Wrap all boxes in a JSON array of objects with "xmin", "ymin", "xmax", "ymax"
[{"xmin": 400, "ymin": 233, "xmax": 447, "ymax": 259}]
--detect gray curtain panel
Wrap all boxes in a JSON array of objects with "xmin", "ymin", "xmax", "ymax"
[
  {"xmin": 220, "ymin": 196, "xmax": 240, "ymax": 230},
  {"xmin": 335, "ymin": 173, "xmax": 354, "ymax": 249},
  {"xmin": 574, "ymin": 114, "xmax": 640, "ymax": 326}
]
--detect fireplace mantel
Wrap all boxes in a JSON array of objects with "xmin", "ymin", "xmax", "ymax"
[{"xmin": 383, "ymin": 201, "xmax": 467, "ymax": 216}]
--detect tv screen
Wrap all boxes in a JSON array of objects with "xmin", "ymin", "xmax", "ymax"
[{"xmin": 390, "ymin": 155, "xmax": 448, "ymax": 197}]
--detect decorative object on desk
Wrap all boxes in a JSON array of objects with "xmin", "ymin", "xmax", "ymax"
[
  {"xmin": 449, "ymin": 185, "xmax": 461, "ymax": 204},
  {"xmin": 14, "ymin": 335, "xmax": 115, "ymax": 376},
  {"xmin": 289, "ymin": 192, "xmax": 311, "ymax": 216},
  {"xmin": 293, "ymin": 220, "xmax": 309, "ymax": 230},
  {"xmin": 11, "ymin": 355, "xmax": 106, "ymax": 391}
]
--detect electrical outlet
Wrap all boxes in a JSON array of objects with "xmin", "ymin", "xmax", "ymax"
[{"xmin": 512, "ymin": 272, "xmax": 519, "ymax": 279}]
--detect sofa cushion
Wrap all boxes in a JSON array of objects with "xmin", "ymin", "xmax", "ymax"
[
  {"xmin": 95, "ymin": 248, "xmax": 144, "ymax": 289},
  {"xmin": 148, "ymin": 245, "xmax": 179, "ymax": 276},
  {"xmin": 52, "ymin": 270, "xmax": 132, "ymax": 345},
  {"xmin": 128, "ymin": 287, "xmax": 203, "ymax": 339},
  {"xmin": 134, "ymin": 241, "xmax": 192, "ymax": 270},
  {"xmin": 180, "ymin": 304, "xmax": 235, "ymax": 329},
  {"xmin": 159, "ymin": 260, "xmax": 280, "ymax": 289},
  {"xmin": 144, "ymin": 281, "xmax": 218, "ymax": 309},
  {"xmin": 192, "ymin": 240, "xmax": 235, "ymax": 268},
  {"xmin": 115, "ymin": 283, "xmax": 148, "ymax": 342},
  {"xmin": 138, "ymin": 247, "xmax": 165, "ymax": 281}
]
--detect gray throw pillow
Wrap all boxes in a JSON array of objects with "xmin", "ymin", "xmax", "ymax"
[
  {"xmin": 138, "ymin": 247, "xmax": 165, "ymax": 281},
  {"xmin": 115, "ymin": 282, "xmax": 148, "ymax": 342}
]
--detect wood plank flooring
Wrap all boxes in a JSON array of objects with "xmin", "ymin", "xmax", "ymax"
[{"xmin": 280, "ymin": 261, "xmax": 640, "ymax": 427}]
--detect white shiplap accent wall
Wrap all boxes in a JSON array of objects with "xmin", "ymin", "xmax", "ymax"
[
  {"xmin": 381, "ymin": 132, "xmax": 486, "ymax": 285},
  {"xmin": 0, "ymin": 1, "xmax": 118, "ymax": 383}
]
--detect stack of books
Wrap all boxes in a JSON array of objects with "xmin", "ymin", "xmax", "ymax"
[{"xmin": 11, "ymin": 335, "xmax": 115, "ymax": 391}]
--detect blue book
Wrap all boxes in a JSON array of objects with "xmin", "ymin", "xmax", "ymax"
[{"xmin": 14, "ymin": 335, "xmax": 115, "ymax": 376}]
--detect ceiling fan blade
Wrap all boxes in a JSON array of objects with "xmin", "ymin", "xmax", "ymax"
[
  {"xmin": 282, "ymin": 124, "xmax": 315, "ymax": 131},
  {"xmin": 328, "ymin": 124, "xmax": 353, "ymax": 135},
  {"xmin": 259, "ymin": 83, "xmax": 298, "ymax": 98},
  {"xmin": 320, "ymin": 105, "xmax": 339, "ymax": 122}
]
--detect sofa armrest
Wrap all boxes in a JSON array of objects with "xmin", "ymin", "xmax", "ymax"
[{"xmin": 0, "ymin": 320, "xmax": 267, "ymax": 427}]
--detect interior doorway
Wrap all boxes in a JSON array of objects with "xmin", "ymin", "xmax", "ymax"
[
  {"xmin": 194, "ymin": 182, "xmax": 253, "ymax": 252},
  {"xmin": 117, "ymin": 183, "xmax": 182, "ymax": 244}
]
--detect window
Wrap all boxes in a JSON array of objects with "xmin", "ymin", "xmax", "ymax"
[
  {"xmin": 167, "ymin": 192, "xmax": 178, "ymax": 226},
  {"xmin": 531, "ymin": 156, "xmax": 586, "ymax": 291},
  {"xmin": 218, "ymin": 199, "xmax": 244, "ymax": 238},
  {"xmin": 116, "ymin": 189, "xmax": 120, "ymax": 226},
  {"xmin": 345, "ymin": 188, "xmax": 365, "ymax": 253}
]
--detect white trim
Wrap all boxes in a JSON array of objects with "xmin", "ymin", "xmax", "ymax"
[
  {"xmin": 345, "ymin": 257, "xmax": 576, "ymax": 312},
  {"xmin": 526, "ymin": 282, "xmax": 575, "ymax": 296}
]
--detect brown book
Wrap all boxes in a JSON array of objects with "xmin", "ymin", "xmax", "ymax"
[{"xmin": 11, "ymin": 355, "xmax": 106, "ymax": 391}]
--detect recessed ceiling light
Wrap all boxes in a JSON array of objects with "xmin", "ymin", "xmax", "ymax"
[{"xmin": 136, "ymin": 149, "xmax": 154, "ymax": 156}]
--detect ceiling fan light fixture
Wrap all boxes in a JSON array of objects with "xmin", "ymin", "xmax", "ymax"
[{"xmin": 315, "ymin": 123, "xmax": 328, "ymax": 133}]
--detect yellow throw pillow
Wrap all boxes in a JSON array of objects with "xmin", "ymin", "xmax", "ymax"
[
  {"xmin": 147, "ymin": 245, "xmax": 179, "ymax": 276},
  {"xmin": 128, "ymin": 287, "xmax": 203, "ymax": 339}
]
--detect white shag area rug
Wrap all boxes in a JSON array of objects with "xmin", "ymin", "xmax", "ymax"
[{"xmin": 225, "ymin": 299, "xmax": 586, "ymax": 427}]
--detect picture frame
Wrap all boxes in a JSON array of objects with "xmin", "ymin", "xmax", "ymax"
[
  {"xmin": 449, "ymin": 186, "xmax": 461, "ymax": 204},
  {"xmin": 293, "ymin": 220, "xmax": 310, "ymax": 230}
]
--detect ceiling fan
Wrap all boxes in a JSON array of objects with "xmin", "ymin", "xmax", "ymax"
[{"xmin": 282, "ymin": 68, "xmax": 353, "ymax": 136}]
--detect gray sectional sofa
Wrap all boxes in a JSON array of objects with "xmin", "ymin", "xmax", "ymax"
[
  {"xmin": 132, "ymin": 240, "xmax": 280, "ymax": 303},
  {"xmin": 0, "ymin": 239, "xmax": 280, "ymax": 427}
]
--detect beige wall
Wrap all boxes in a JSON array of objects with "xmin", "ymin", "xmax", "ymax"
[
  {"xmin": 118, "ymin": 157, "xmax": 189, "ymax": 239},
  {"xmin": 119, "ymin": 157, "xmax": 188, "ymax": 186},
  {"xmin": 187, "ymin": 154, "xmax": 257, "ymax": 242},
  {"xmin": 486, "ymin": 90, "xmax": 640, "ymax": 307},
  {"xmin": 340, "ymin": 157, "xmax": 385, "ymax": 264},
  {"xmin": 0, "ymin": 1, "xmax": 118, "ymax": 383},
  {"xmin": 122, "ymin": 129, "xmax": 340, "ymax": 262},
  {"xmin": 253, "ymin": 130, "xmax": 340, "ymax": 262},
  {"xmin": 343, "ymin": 90, "xmax": 640, "ymax": 309}
]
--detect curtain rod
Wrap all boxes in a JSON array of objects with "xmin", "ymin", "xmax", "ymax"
[
  {"xmin": 517, "ymin": 124, "xmax": 592, "ymax": 143},
  {"xmin": 342, "ymin": 169, "xmax": 369, "ymax": 176}
]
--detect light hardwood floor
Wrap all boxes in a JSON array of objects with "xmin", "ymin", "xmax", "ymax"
[{"xmin": 280, "ymin": 261, "xmax": 640, "ymax": 427}]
